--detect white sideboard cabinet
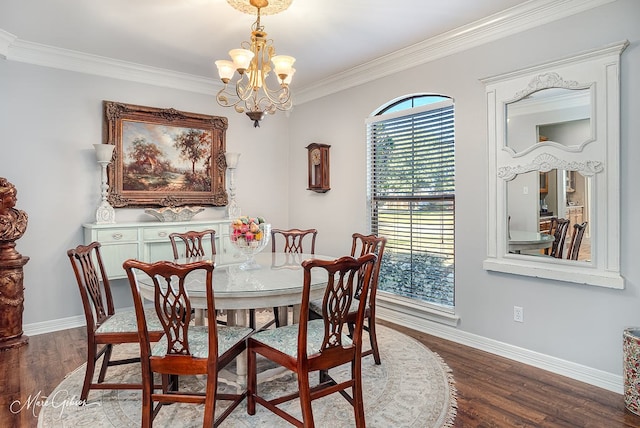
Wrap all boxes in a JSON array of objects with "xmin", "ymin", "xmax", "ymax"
[{"xmin": 83, "ymin": 220, "xmax": 237, "ymax": 279}]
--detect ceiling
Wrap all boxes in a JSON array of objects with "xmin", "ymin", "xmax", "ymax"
[{"xmin": 0, "ymin": 0, "xmax": 532, "ymax": 91}]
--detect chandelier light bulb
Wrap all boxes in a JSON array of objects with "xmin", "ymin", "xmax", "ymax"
[
  {"xmin": 215, "ymin": 60, "xmax": 236, "ymax": 83},
  {"xmin": 229, "ymin": 48, "xmax": 254, "ymax": 72},
  {"xmin": 272, "ymin": 55, "xmax": 296, "ymax": 81}
]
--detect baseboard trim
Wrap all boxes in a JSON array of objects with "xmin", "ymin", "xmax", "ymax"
[
  {"xmin": 24, "ymin": 315, "xmax": 86, "ymax": 337},
  {"xmin": 376, "ymin": 306, "xmax": 623, "ymax": 394}
]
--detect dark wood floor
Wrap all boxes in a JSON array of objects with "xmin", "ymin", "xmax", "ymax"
[{"xmin": 1, "ymin": 322, "xmax": 639, "ymax": 427}]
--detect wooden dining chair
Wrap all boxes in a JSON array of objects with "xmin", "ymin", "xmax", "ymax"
[
  {"xmin": 247, "ymin": 254, "xmax": 377, "ymax": 428},
  {"xmin": 67, "ymin": 241, "xmax": 164, "ymax": 402},
  {"xmin": 269, "ymin": 228, "xmax": 318, "ymax": 327},
  {"xmin": 271, "ymin": 228, "xmax": 318, "ymax": 255},
  {"xmin": 123, "ymin": 258, "xmax": 253, "ymax": 428},
  {"xmin": 311, "ymin": 233, "xmax": 386, "ymax": 365},
  {"xmin": 169, "ymin": 229, "xmax": 221, "ymax": 325},
  {"xmin": 542, "ymin": 217, "xmax": 558, "ymax": 255},
  {"xmin": 550, "ymin": 218, "xmax": 570, "ymax": 258},
  {"xmin": 567, "ymin": 221, "xmax": 588, "ymax": 260},
  {"xmin": 168, "ymin": 229, "xmax": 216, "ymax": 259}
]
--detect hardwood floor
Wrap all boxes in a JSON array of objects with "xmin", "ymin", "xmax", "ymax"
[{"xmin": 1, "ymin": 322, "xmax": 639, "ymax": 427}]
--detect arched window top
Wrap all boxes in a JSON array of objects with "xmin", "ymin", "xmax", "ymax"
[{"xmin": 376, "ymin": 94, "xmax": 452, "ymax": 116}]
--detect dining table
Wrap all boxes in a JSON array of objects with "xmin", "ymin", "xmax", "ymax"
[
  {"xmin": 135, "ymin": 251, "xmax": 333, "ymax": 386},
  {"xmin": 508, "ymin": 229, "xmax": 554, "ymax": 253}
]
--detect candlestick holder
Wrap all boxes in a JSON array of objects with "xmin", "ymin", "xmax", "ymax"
[
  {"xmin": 93, "ymin": 144, "xmax": 116, "ymax": 224},
  {"xmin": 225, "ymin": 152, "xmax": 242, "ymax": 219}
]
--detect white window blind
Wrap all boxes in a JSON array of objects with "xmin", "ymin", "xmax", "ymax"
[{"xmin": 366, "ymin": 98, "xmax": 455, "ymax": 307}]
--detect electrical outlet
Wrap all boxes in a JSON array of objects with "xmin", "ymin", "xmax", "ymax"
[{"xmin": 513, "ymin": 306, "xmax": 524, "ymax": 322}]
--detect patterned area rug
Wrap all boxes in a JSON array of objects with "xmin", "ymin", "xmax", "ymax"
[{"xmin": 38, "ymin": 325, "xmax": 456, "ymax": 427}]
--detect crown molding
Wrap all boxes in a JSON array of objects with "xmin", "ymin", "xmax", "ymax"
[
  {"xmin": 295, "ymin": 0, "xmax": 617, "ymax": 104},
  {"xmin": 4, "ymin": 37, "xmax": 221, "ymax": 94},
  {"xmin": 0, "ymin": 28, "xmax": 16, "ymax": 59},
  {"xmin": 0, "ymin": 0, "xmax": 616, "ymax": 101}
]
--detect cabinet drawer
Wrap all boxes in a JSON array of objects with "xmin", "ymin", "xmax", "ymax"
[
  {"xmin": 183, "ymin": 223, "xmax": 221, "ymax": 236},
  {"xmin": 96, "ymin": 228, "xmax": 137, "ymax": 243},
  {"xmin": 142, "ymin": 227, "xmax": 181, "ymax": 242}
]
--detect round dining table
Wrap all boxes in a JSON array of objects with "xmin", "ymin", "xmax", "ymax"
[
  {"xmin": 135, "ymin": 251, "xmax": 333, "ymax": 386},
  {"xmin": 179, "ymin": 252, "xmax": 331, "ymax": 309},
  {"xmin": 508, "ymin": 229, "xmax": 554, "ymax": 253}
]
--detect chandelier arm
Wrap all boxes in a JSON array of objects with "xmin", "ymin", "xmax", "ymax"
[
  {"xmin": 216, "ymin": 85, "xmax": 248, "ymax": 110},
  {"xmin": 215, "ymin": 72, "xmax": 260, "ymax": 109},
  {"xmin": 251, "ymin": 92, "xmax": 292, "ymax": 114},
  {"xmin": 216, "ymin": 87, "xmax": 240, "ymax": 108},
  {"xmin": 234, "ymin": 75, "xmax": 256, "ymax": 102},
  {"xmin": 258, "ymin": 78, "xmax": 291, "ymax": 102}
]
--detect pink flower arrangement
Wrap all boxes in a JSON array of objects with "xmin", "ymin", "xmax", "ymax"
[{"xmin": 230, "ymin": 216, "xmax": 267, "ymax": 244}]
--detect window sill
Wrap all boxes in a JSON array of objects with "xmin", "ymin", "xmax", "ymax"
[
  {"xmin": 376, "ymin": 292, "xmax": 459, "ymax": 327},
  {"xmin": 483, "ymin": 257, "xmax": 624, "ymax": 289}
]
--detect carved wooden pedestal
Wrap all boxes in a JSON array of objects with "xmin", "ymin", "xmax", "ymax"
[
  {"xmin": 0, "ymin": 244, "xmax": 29, "ymax": 351},
  {"xmin": 0, "ymin": 178, "xmax": 29, "ymax": 351}
]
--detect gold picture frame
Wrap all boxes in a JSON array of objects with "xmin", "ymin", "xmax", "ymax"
[{"xmin": 102, "ymin": 101, "xmax": 228, "ymax": 207}]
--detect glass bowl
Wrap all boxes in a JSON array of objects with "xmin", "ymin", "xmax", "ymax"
[{"xmin": 229, "ymin": 221, "xmax": 271, "ymax": 270}]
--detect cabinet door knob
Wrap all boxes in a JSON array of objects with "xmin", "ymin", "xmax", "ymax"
[
  {"xmin": 112, "ymin": 233, "xmax": 123, "ymax": 240},
  {"xmin": 158, "ymin": 232, "xmax": 167, "ymax": 237}
]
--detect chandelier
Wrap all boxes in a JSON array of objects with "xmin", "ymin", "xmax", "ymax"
[{"xmin": 215, "ymin": 0, "xmax": 296, "ymax": 127}]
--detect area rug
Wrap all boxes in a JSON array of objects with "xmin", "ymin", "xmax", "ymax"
[{"xmin": 38, "ymin": 325, "xmax": 456, "ymax": 427}]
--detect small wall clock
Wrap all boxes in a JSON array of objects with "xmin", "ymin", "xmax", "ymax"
[{"xmin": 306, "ymin": 143, "xmax": 330, "ymax": 193}]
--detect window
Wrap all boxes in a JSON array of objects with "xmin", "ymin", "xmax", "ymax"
[{"xmin": 366, "ymin": 95, "xmax": 455, "ymax": 309}]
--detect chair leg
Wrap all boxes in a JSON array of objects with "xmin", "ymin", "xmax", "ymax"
[
  {"xmin": 352, "ymin": 359, "xmax": 366, "ymax": 427},
  {"xmin": 249, "ymin": 309, "xmax": 256, "ymax": 330},
  {"xmin": 203, "ymin": 373, "xmax": 217, "ymax": 426},
  {"xmin": 247, "ymin": 346, "xmax": 257, "ymax": 415},
  {"xmin": 164, "ymin": 374, "xmax": 179, "ymax": 392},
  {"xmin": 347, "ymin": 321, "xmax": 355, "ymax": 338},
  {"xmin": 80, "ymin": 344, "xmax": 98, "ymax": 402},
  {"xmin": 319, "ymin": 368, "xmax": 329, "ymax": 384},
  {"xmin": 97, "ymin": 344, "xmax": 113, "ymax": 383},
  {"xmin": 140, "ymin": 378, "xmax": 153, "ymax": 428},
  {"xmin": 273, "ymin": 307, "xmax": 280, "ymax": 327},
  {"xmin": 298, "ymin": 371, "xmax": 315, "ymax": 428},
  {"xmin": 367, "ymin": 316, "xmax": 381, "ymax": 365}
]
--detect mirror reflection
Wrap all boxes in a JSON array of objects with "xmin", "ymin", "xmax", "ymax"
[
  {"xmin": 507, "ymin": 169, "xmax": 591, "ymax": 262},
  {"xmin": 506, "ymin": 87, "xmax": 592, "ymax": 155},
  {"xmin": 483, "ymin": 41, "xmax": 626, "ymax": 288}
]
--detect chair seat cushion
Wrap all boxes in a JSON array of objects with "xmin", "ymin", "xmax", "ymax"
[
  {"xmin": 96, "ymin": 308, "xmax": 162, "ymax": 334},
  {"xmin": 250, "ymin": 319, "xmax": 352, "ymax": 358},
  {"xmin": 309, "ymin": 298, "xmax": 366, "ymax": 317},
  {"xmin": 152, "ymin": 325, "xmax": 253, "ymax": 359}
]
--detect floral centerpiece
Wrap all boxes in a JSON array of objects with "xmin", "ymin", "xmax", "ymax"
[{"xmin": 229, "ymin": 216, "xmax": 271, "ymax": 270}]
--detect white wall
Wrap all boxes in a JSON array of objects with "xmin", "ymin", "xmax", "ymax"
[
  {"xmin": 288, "ymin": 0, "xmax": 640, "ymax": 378},
  {"xmin": 0, "ymin": 60, "xmax": 291, "ymax": 325},
  {"xmin": 1, "ymin": 0, "xmax": 638, "ymax": 389}
]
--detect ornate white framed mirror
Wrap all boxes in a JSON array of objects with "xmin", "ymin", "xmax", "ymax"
[{"xmin": 482, "ymin": 41, "xmax": 628, "ymax": 289}]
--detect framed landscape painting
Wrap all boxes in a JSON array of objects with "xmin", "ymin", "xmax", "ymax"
[{"xmin": 102, "ymin": 101, "xmax": 229, "ymax": 207}]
